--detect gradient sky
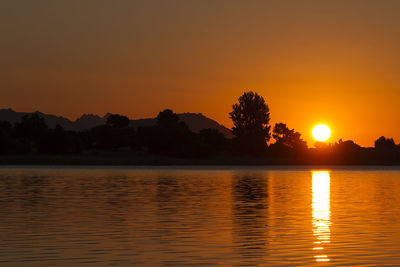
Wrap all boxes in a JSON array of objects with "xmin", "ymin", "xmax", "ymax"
[{"xmin": 1, "ymin": 0, "xmax": 400, "ymax": 146}]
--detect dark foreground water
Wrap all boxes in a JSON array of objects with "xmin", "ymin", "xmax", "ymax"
[{"xmin": 1, "ymin": 166, "xmax": 400, "ymax": 266}]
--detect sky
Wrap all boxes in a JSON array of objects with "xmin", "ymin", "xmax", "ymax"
[{"xmin": 1, "ymin": 0, "xmax": 400, "ymax": 147}]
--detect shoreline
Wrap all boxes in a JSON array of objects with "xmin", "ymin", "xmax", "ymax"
[{"xmin": 0, "ymin": 153, "xmax": 399, "ymax": 166}]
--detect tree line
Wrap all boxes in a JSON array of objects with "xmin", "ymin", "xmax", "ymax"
[{"xmin": 0, "ymin": 91, "xmax": 399, "ymax": 164}]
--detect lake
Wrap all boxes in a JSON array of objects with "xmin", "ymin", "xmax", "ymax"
[{"xmin": 1, "ymin": 166, "xmax": 400, "ymax": 266}]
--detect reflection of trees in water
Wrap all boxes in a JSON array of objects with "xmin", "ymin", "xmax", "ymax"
[
  {"xmin": 0, "ymin": 174, "xmax": 46, "ymax": 209},
  {"xmin": 0, "ymin": 172, "xmax": 146, "ymax": 226},
  {"xmin": 231, "ymin": 174, "xmax": 269, "ymax": 263},
  {"xmin": 0, "ymin": 174, "xmax": 53, "ymax": 232},
  {"xmin": 155, "ymin": 174, "xmax": 236, "ymax": 266},
  {"xmin": 101, "ymin": 175, "xmax": 131, "ymax": 207},
  {"xmin": 156, "ymin": 175, "xmax": 222, "ymax": 215},
  {"xmin": 155, "ymin": 175, "xmax": 195, "ymax": 266},
  {"xmin": 156, "ymin": 176, "xmax": 180, "ymax": 214},
  {"xmin": 19, "ymin": 175, "xmax": 45, "ymax": 206}
]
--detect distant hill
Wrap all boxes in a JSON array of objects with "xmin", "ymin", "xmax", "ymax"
[
  {"xmin": 0, "ymin": 109, "xmax": 77, "ymax": 129},
  {"xmin": 179, "ymin": 113, "xmax": 233, "ymax": 138},
  {"xmin": 130, "ymin": 113, "xmax": 234, "ymax": 138},
  {"xmin": 0, "ymin": 109, "xmax": 233, "ymax": 138}
]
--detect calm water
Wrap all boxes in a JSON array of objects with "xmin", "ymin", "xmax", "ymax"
[{"xmin": 1, "ymin": 166, "xmax": 400, "ymax": 266}]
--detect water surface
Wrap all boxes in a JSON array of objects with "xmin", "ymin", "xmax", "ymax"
[{"xmin": 1, "ymin": 166, "xmax": 400, "ymax": 266}]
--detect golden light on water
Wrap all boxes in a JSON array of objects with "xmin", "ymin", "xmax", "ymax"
[
  {"xmin": 312, "ymin": 124, "xmax": 331, "ymax": 142},
  {"xmin": 312, "ymin": 171, "xmax": 331, "ymax": 262}
]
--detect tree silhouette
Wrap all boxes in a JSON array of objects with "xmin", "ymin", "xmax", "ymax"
[
  {"xmin": 373, "ymin": 136, "xmax": 399, "ymax": 164},
  {"xmin": 0, "ymin": 121, "xmax": 12, "ymax": 154},
  {"xmin": 272, "ymin": 123, "xmax": 307, "ymax": 150},
  {"xmin": 229, "ymin": 92, "xmax": 271, "ymax": 155},
  {"xmin": 14, "ymin": 114, "xmax": 48, "ymax": 142},
  {"xmin": 199, "ymin": 128, "xmax": 226, "ymax": 148},
  {"xmin": 374, "ymin": 136, "xmax": 396, "ymax": 150},
  {"xmin": 37, "ymin": 125, "xmax": 83, "ymax": 154},
  {"xmin": 230, "ymin": 92, "xmax": 271, "ymax": 140},
  {"xmin": 137, "ymin": 109, "xmax": 194, "ymax": 156},
  {"xmin": 106, "ymin": 114, "xmax": 130, "ymax": 128},
  {"xmin": 13, "ymin": 114, "xmax": 48, "ymax": 153},
  {"xmin": 156, "ymin": 109, "xmax": 180, "ymax": 127}
]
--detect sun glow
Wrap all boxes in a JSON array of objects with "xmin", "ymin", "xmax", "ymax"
[{"xmin": 312, "ymin": 124, "xmax": 331, "ymax": 142}]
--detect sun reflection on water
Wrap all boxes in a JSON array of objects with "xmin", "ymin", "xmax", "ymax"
[{"xmin": 312, "ymin": 171, "xmax": 331, "ymax": 262}]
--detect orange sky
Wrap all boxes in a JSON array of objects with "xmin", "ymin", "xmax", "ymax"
[{"xmin": 1, "ymin": 0, "xmax": 400, "ymax": 147}]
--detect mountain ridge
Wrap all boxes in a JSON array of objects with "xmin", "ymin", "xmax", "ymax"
[{"xmin": 0, "ymin": 109, "xmax": 233, "ymax": 138}]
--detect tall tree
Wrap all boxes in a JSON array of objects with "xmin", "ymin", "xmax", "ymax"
[{"xmin": 229, "ymin": 91, "xmax": 271, "ymax": 154}]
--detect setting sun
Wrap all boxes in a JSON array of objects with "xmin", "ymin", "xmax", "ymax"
[{"xmin": 312, "ymin": 124, "xmax": 331, "ymax": 142}]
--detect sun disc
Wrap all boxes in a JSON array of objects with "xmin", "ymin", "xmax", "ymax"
[{"xmin": 312, "ymin": 124, "xmax": 331, "ymax": 142}]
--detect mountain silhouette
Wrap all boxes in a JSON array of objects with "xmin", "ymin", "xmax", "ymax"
[
  {"xmin": 74, "ymin": 114, "xmax": 107, "ymax": 130},
  {"xmin": 0, "ymin": 109, "xmax": 233, "ymax": 138}
]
